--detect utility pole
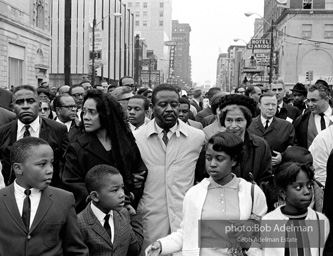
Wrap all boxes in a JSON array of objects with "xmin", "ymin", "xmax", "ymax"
[
  {"xmin": 269, "ymin": 19, "xmax": 274, "ymax": 85},
  {"xmin": 91, "ymin": 0, "xmax": 96, "ymax": 87}
]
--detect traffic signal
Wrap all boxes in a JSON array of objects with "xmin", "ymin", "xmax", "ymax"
[{"xmin": 306, "ymin": 71, "xmax": 309, "ymax": 81}]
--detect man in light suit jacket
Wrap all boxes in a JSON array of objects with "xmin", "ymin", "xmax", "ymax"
[
  {"xmin": 133, "ymin": 85, "xmax": 205, "ymax": 254},
  {"xmin": 179, "ymin": 98, "xmax": 203, "ymax": 129},
  {"xmin": 0, "ymin": 137, "xmax": 88, "ymax": 256},
  {"xmin": 0, "ymin": 85, "xmax": 68, "ymax": 187}
]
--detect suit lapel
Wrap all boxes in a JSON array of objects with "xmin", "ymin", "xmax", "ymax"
[
  {"xmin": 86, "ymin": 204, "xmax": 113, "ymax": 247},
  {"xmin": 39, "ymin": 119, "xmax": 49, "ymax": 140},
  {"xmin": 29, "ymin": 187, "xmax": 53, "ymax": 233},
  {"xmin": 254, "ymin": 117, "xmax": 265, "ymax": 134},
  {"xmin": 10, "ymin": 121, "xmax": 18, "ymax": 143},
  {"xmin": 113, "ymin": 211, "xmax": 122, "ymax": 248},
  {"xmin": 2, "ymin": 184, "xmax": 27, "ymax": 233},
  {"xmin": 84, "ymin": 135, "xmax": 111, "ymax": 163}
]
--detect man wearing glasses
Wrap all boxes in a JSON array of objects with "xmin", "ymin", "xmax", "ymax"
[
  {"xmin": 69, "ymin": 84, "xmax": 85, "ymax": 120},
  {"xmin": 53, "ymin": 95, "xmax": 81, "ymax": 142},
  {"xmin": 119, "ymin": 76, "xmax": 136, "ymax": 93},
  {"xmin": 0, "ymin": 85, "xmax": 68, "ymax": 187},
  {"xmin": 271, "ymin": 80, "xmax": 300, "ymax": 122}
]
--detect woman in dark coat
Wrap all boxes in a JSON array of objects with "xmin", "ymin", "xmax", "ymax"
[{"xmin": 62, "ymin": 89, "xmax": 147, "ymax": 213}]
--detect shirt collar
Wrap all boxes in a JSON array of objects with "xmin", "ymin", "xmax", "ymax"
[
  {"xmin": 14, "ymin": 180, "xmax": 41, "ymax": 196},
  {"xmin": 90, "ymin": 202, "xmax": 113, "ymax": 222},
  {"xmin": 278, "ymin": 102, "xmax": 283, "ymax": 109},
  {"xmin": 17, "ymin": 116, "xmax": 40, "ymax": 133},
  {"xmin": 208, "ymin": 173, "xmax": 239, "ymax": 189},
  {"xmin": 154, "ymin": 121, "xmax": 178, "ymax": 135},
  {"xmin": 260, "ymin": 115, "xmax": 273, "ymax": 125},
  {"xmin": 321, "ymin": 106, "xmax": 332, "ymax": 117}
]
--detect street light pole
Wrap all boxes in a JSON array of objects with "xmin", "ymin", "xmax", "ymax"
[
  {"xmin": 269, "ymin": 19, "xmax": 274, "ymax": 84},
  {"xmin": 92, "ymin": 0, "xmax": 96, "ymax": 87}
]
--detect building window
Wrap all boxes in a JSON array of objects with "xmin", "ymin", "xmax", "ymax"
[
  {"xmin": 160, "ymin": 2, "xmax": 164, "ymax": 8},
  {"xmin": 135, "ymin": 20, "xmax": 140, "ymax": 26},
  {"xmin": 136, "ymin": 2, "xmax": 140, "ymax": 7},
  {"xmin": 9, "ymin": 58, "xmax": 23, "ymax": 88},
  {"xmin": 143, "ymin": 11, "xmax": 147, "ymax": 17},
  {"xmin": 324, "ymin": 24, "xmax": 333, "ymax": 38},
  {"xmin": 143, "ymin": 20, "xmax": 147, "ymax": 26},
  {"xmin": 159, "ymin": 11, "xmax": 163, "ymax": 17},
  {"xmin": 302, "ymin": 24, "xmax": 312, "ymax": 38},
  {"xmin": 135, "ymin": 11, "xmax": 140, "ymax": 17},
  {"xmin": 159, "ymin": 20, "xmax": 163, "ymax": 26},
  {"xmin": 36, "ymin": 0, "xmax": 45, "ymax": 29},
  {"xmin": 303, "ymin": 0, "xmax": 312, "ymax": 9},
  {"xmin": 143, "ymin": 2, "xmax": 147, "ymax": 8},
  {"xmin": 128, "ymin": 2, "xmax": 132, "ymax": 7}
]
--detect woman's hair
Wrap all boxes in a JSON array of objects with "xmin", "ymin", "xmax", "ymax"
[
  {"xmin": 219, "ymin": 104, "xmax": 253, "ymax": 128},
  {"xmin": 40, "ymin": 100, "xmax": 53, "ymax": 119},
  {"xmin": 206, "ymin": 132, "xmax": 243, "ymax": 162},
  {"xmin": 274, "ymin": 162, "xmax": 314, "ymax": 190},
  {"xmin": 82, "ymin": 89, "xmax": 140, "ymax": 181},
  {"xmin": 218, "ymin": 94, "xmax": 256, "ymax": 128}
]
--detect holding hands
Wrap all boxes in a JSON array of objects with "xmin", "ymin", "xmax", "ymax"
[{"xmin": 145, "ymin": 241, "xmax": 162, "ymax": 256}]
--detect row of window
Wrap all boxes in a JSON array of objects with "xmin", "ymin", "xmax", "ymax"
[
  {"xmin": 302, "ymin": 24, "xmax": 333, "ymax": 38},
  {"xmin": 135, "ymin": 11, "xmax": 163, "ymax": 17},
  {"xmin": 127, "ymin": 2, "xmax": 164, "ymax": 8},
  {"xmin": 135, "ymin": 20, "xmax": 163, "ymax": 26}
]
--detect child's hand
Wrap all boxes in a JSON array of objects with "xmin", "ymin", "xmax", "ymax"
[
  {"xmin": 125, "ymin": 204, "xmax": 137, "ymax": 215},
  {"xmin": 145, "ymin": 241, "xmax": 161, "ymax": 256}
]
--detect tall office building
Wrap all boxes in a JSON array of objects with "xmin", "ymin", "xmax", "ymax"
[
  {"xmin": 124, "ymin": 0, "xmax": 172, "ymax": 82},
  {"xmin": 172, "ymin": 20, "xmax": 192, "ymax": 89}
]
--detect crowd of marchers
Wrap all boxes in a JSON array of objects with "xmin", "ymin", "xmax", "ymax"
[{"xmin": 0, "ymin": 77, "xmax": 332, "ymax": 256}]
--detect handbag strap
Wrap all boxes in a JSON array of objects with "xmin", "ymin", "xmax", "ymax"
[{"xmin": 251, "ymin": 183, "xmax": 254, "ymax": 213}]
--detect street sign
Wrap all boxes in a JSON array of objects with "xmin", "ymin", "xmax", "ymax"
[
  {"xmin": 165, "ymin": 41, "xmax": 177, "ymax": 46},
  {"xmin": 247, "ymin": 39, "xmax": 271, "ymax": 50},
  {"xmin": 254, "ymin": 53, "xmax": 270, "ymax": 66}
]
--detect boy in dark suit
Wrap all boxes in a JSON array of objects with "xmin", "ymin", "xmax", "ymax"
[
  {"xmin": 0, "ymin": 137, "xmax": 88, "ymax": 256},
  {"xmin": 78, "ymin": 164, "xmax": 143, "ymax": 256}
]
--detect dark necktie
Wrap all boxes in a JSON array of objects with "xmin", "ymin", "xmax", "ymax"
[
  {"xmin": 23, "ymin": 125, "xmax": 31, "ymax": 137},
  {"xmin": 276, "ymin": 106, "xmax": 280, "ymax": 116},
  {"xmin": 104, "ymin": 214, "xmax": 112, "ymax": 240},
  {"xmin": 264, "ymin": 120, "xmax": 270, "ymax": 129},
  {"xmin": 319, "ymin": 113, "xmax": 326, "ymax": 131},
  {"xmin": 162, "ymin": 129, "xmax": 169, "ymax": 145},
  {"xmin": 22, "ymin": 189, "xmax": 31, "ymax": 230}
]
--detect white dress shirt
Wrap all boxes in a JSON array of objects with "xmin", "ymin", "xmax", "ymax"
[
  {"xmin": 91, "ymin": 202, "xmax": 115, "ymax": 243},
  {"xmin": 55, "ymin": 118, "xmax": 72, "ymax": 132},
  {"xmin": 14, "ymin": 181, "xmax": 42, "ymax": 229},
  {"xmin": 260, "ymin": 116, "xmax": 273, "ymax": 128},
  {"xmin": 314, "ymin": 106, "xmax": 332, "ymax": 132},
  {"xmin": 17, "ymin": 117, "xmax": 40, "ymax": 140}
]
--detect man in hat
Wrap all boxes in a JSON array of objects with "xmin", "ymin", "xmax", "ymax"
[{"xmin": 291, "ymin": 83, "xmax": 308, "ymax": 114}]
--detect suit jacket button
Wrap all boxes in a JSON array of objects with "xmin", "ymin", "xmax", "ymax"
[{"xmin": 27, "ymin": 235, "xmax": 31, "ymax": 240}]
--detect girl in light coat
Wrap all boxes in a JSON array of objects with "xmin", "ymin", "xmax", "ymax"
[{"xmin": 146, "ymin": 132, "xmax": 267, "ymax": 256}]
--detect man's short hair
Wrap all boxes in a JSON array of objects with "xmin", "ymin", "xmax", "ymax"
[
  {"xmin": 308, "ymin": 84, "xmax": 330, "ymax": 100},
  {"xmin": 129, "ymin": 95, "xmax": 150, "ymax": 110},
  {"xmin": 271, "ymin": 79, "xmax": 285, "ymax": 89},
  {"xmin": 151, "ymin": 84, "xmax": 179, "ymax": 106},
  {"xmin": 69, "ymin": 84, "xmax": 84, "ymax": 95},
  {"xmin": 36, "ymin": 88, "xmax": 51, "ymax": 99},
  {"xmin": 10, "ymin": 137, "xmax": 49, "ymax": 165},
  {"xmin": 258, "ymin": 92, "xmax": 276, "ymax": 103},
  {"xmin": 193, "ymin": 89, "xmax": 202, "ymax": 98},
  {"xmin": 110, "ymin": 86, "xmax": 134, "ymax": 101},
  {"xmin": 85, "ymin": 164, "xmax": 120, "ymax": 193},
  {"xmin": 12, "ymin": 85, "xmax": 36, "ymax": 98},
  {"xmin": 207, "ymin": 87, "xmax": 221, "ymax": 101},
  {"xmin": 179, "ymin": 97, "xmax": 190, "ymax": 109}
]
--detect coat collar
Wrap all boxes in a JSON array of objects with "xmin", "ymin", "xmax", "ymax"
[
  {"xmin": 77, "ymin": 133, "xmax": 111, "ymax": 163},
  {"xmin": 2, "ymin": 184, "xmax": 53, "ymax": 234},
  {"xmin": 144, "ymin": 119, "xmax": 189, "ymax": 139}
]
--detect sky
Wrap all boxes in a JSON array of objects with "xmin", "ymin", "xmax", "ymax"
[{"xmin": 172, "ymin": 0, "xmax": 264, "ymax": 86}]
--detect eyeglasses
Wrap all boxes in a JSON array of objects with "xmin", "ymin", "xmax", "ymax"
[
  {"xmin": 271, "ymin": 88, "xmax": 283, "ymax": 92},
  {"xmin": 72, "ymin": 93, "xmax": 84, "ymax": 98},
  {"xmin": 39, "ymin": 107, "xmax": 50, "ymax": 112},
  {"xmin": 60, "ymin": 105, "xmax": 77, "ymax": 110}
]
